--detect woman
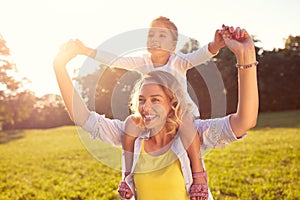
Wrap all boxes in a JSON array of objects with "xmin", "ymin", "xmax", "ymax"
[
  {"xmin": 119, "ymin": 70, "xmax": 205, "ymax": 200},
  {"xmin": 53, "ymin": 26, "xmax": 258, "ymax": 200}
]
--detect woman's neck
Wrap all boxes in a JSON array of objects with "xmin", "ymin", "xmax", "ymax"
[{"xmin": 145, "ymin": 127, "xmax": 174, "ymax": 154}]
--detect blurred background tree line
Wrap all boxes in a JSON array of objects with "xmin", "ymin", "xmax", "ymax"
[{"xmin": 0, "ymin": 34, "xmax": 299, "ymax": 130}]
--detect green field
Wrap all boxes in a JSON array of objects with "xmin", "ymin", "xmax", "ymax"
[{"xmin": 0, "ymin": 110, "xmax": 299, "ymax": 200}]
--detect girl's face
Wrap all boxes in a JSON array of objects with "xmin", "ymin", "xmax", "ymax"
[
  {"xmin": 138, "ymin": 83, "xmax": 172, "ymax": 130},
  {"xmin": 147, "ymin": 22, "xmax": 177, "ymax": 56}
]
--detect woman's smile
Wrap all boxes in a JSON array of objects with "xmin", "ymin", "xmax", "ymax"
[
  {"xmin": 142, "ymin": 105, "xmax": 166, "ymax": 129},
  {"xmin": 138, "ymin": 83, "xmax": 172, "ymax": 130}
]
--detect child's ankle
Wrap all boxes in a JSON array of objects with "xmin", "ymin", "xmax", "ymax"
[
  {"xmin": 124, "ymin": 171, "xmax": 130, "ymax": 179},
  {"xmin": 192, "ymin": 171, "xmax": 207, "ymax": 184}
]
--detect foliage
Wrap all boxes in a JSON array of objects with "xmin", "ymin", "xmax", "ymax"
[
  {"xmin": 285, "ymin": 35, "xmax": 300, "ymax": 51},
  {"xmin": 257, "ymin": 47, "xmax": 300, "ymax": 112},
  {"xmin": 0, "ymin": 35, "xmax": 28, "ymax": 127},
  {"xmin": 76, "ymin": 66, "xmax": 141, "ymax": 120},
  {"xmin": 1, "ymin": 90, "xmax": 36, "ymax": 128},
  {"xmin": 180, "ymin": 38, "xmax": 200, "ymax": 54},
  {"xmin": 0, "ymin": 111, "xmax": 299, "ymax": 199},
  {"xmin": 2, "ymin": 94, "xmax": 74, "ymax": 130}
]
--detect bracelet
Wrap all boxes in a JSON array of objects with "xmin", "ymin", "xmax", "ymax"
[{"xmin": 236, "ymin": 61, "xmax": 259, "ymax": 69}]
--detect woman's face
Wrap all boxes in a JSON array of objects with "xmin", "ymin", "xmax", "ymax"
[
  {"xmin": 138, "ymin": 83, "xmax": 172, "ymax": 130},
  {"xmin": 147, "ymin": 22, "xmax": 177, "ymax": 55}
]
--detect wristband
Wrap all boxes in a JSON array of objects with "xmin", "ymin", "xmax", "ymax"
[{"xmin": 236, "ymin": 61, "xmax": 258, "ymax": 69}]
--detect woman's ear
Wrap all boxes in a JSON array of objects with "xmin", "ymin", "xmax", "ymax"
[
  {"xmin": 168, "ymin": 111, "xmax": 174, "ymax": 118},
  {"xmin": 172, "ymin": 101, "xmax": 178, "ymax": 108}
]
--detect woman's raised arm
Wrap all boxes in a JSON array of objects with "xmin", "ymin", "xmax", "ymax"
[
  {"xmin": 224, "ymin": 27, "xmax": 259, "ymax": 138},
  {"xmin": 53, "ymin": 40, "xmax": 90, "ymax": 126}
]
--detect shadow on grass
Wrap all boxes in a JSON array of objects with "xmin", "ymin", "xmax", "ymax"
[
  {"xmin": 0, "ymin": 130, "xmax": 24, "ymax": 144},
  {"xmin": 254, "ymin": 110, "xmax": 300, "ymax": 129}
]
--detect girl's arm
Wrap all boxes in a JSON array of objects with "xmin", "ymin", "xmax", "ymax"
[
  {"xmin": 53, "ymin": 40, "xmax": 90, "ymax": 126},
  {"xmin": 74, "ymin": 39, "xmax": 145, "ymax": 70},
  {"xmin": 178, "ymin": 29, "xmax": 225, "ymax": 69},
  {"xmin": 208, "ymin": 29, "xmax": 226, "ymax": 54},
  {"xmin": 73, "ymin": 39, "xmax": 117, "ymax": 62},
  {"xmin": 123, "ymin": 115, "xmax": 140, "ymax": 174},
  {"xmin": 224, "ymin": 27, "xmax": 259, "ymax": 138}
]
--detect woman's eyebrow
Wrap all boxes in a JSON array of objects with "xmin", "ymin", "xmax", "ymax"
[
  {"xmin": 150, "ymin": 94, "xmax": 163, "ymax": 97},
  {"xmin": 139, "ymin": 94, "xmax": 163, "ymax": 98}
]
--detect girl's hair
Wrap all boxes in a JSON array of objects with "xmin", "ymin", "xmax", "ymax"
[
  {"xmin": 129, "ymin": 71, "xmax": 192, "ymax": 136},
  {"xmin": 151, "ymin": 16, "xmax": 178, "ymax": 42}
]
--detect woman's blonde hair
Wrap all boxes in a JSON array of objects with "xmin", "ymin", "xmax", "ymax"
[{"xmin": 129, "ymin": 71, "xmax": 192, "ymax": 136}]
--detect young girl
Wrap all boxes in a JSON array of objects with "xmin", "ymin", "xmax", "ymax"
[{"xmin": 72, "ymin": 16, "xmax": 225, "ymax": 199}]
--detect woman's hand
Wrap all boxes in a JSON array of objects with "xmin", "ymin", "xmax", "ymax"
[
  {"xmin": 221, "ymin": 26, "xmax": 256, "ymax": 65},
  {"xmin": 52, "ymin": 40, "xmax": 90, "ymax": 125},
  {"xmin": 53, "ymin": 39, "xmax": 78, "ymax": 67},
  {"xmin": 73, "ymin": 39, "xmax": 96, "ymax": 57},
  {"xmin": 222, "ymin": 25, "xmax": 259, "ymax": 137}
]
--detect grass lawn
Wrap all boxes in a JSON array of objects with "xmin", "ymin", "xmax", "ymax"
[
  {"xmin": 0, "ymin": 127, "xmax": 121, "ymax": 200},
  {"xmin": 205, "ymin": 110, "xmax": 300, "ymax": 200},
  {"xmin": 0, "ymin": 110, "xmax": 299, "ymax": 200}
]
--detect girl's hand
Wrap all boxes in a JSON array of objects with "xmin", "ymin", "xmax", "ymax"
[
  {"xmin": 214, "ymin": 28, "xmax": 226, "ymax": 48},
  {"xmin": 208, "ymin": 29, "xmax": 225, "ymax": 54}
]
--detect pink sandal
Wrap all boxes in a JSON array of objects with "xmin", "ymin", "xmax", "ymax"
[
  {"xmin": 190, "ymin": 171, "xmax": 209, "ymax": 199},
  {"xmin": 118, "ymin": 181, "xmax": 133, "ymax": 199}
]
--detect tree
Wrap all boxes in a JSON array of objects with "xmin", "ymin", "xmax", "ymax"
[
  {"xmin": 180, "ymin": 38, "xmax": 200, "ymax": 54},
  {"xmin": 31, "ymin": 94, "xmax": 73, "ymax": 128},
  {"xmin": 285, "ymin": 35, "xmax": 300, "ymax": 51},
  {"xmin": 7, "ymin": 93, "xmax": 73, "ymax": 130},
  {"xmin": 76, "ymin": 65, "xmax": 140, "ymax": 120},
  {"xmin": 0, "ymin": 34, "xmax": 34, "ymax": 129},
  {"xmin": 258, "ymin": 47, "xmax": 300, "ymax": 111}
]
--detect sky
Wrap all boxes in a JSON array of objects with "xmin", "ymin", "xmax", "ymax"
[{"xmin": 1, "ymin": 0, "xmax": 300, "ymax": 97}]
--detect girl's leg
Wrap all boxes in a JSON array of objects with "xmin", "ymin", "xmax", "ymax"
[
  {"xmin": 123, "ymin": 133, "xmax": 136, "ymax": 175},
  {"xmin": 119, "ymin": 115, "xmax": 142, "ymax": 199},
  {"xmin": 178, "ymin": 113, "xmax": 208, "ymax": 199},
  {"xmin": 119, "ymin": 133, "xmax": 136, "ymax": 199}
]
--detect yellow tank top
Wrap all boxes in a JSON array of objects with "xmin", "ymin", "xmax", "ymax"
[{"xmin": 134, "ymin": 140, "xmax": 189, "ymax": 200}]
